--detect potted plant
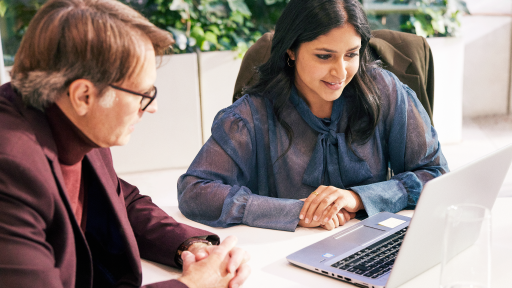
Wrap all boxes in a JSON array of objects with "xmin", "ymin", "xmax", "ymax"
[
  {"xmin": 363, "ymin": 0, "xmax": 468, "ymax": 144},
  {"xmin": 139, "ymin": 0, "xmax": 265, "ymax": 142}
]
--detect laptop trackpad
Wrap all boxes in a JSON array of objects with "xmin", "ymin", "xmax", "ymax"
[{"xmin": 334, "ymin": 225, "xmax": 386, "ymax": 247}]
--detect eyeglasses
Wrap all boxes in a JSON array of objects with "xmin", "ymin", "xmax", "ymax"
[{"xmin": 109, "ymin": 84, "xmax": 157, "ymax": 111}]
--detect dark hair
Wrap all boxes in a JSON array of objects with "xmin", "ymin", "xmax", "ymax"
[
  {"xmin": 245, "ymin": 0, "xmax": 380, "ymax": 157},
  {"xmin": 11, "ymin": 0, "xmax": 174, "ymax": 110}
]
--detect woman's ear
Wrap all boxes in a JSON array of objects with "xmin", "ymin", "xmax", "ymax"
[
  {"xmin": 67, "ymin": 79, "xmax": 98, "ymax": 116},
  {"xmin": 287, "ymin": 49, "xmax": 296, "ymax": 61}
]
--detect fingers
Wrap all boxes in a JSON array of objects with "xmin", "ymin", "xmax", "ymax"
[
  {"xmin": 321, "ymin": 197, "xmax": 348, "ymax": 225},
  {"xmin": 337, "ymin": 211, "xmax": 347, "ymax": 226},
  {"xmin": 181, "ymin": 251, "xmax": 196, "ymax": 272},
  {"xmin": 308, "ymin": 186, "xmax": 341, "ymax": 225},
  {"xmin": 227, "ymin": 247, "xmax": 250, "ymax": 274},
  {"xmin": 332, "ymin": 212, "xmax": 340, "ymax": 227},
  {"xmin": 214, "ymin": 235, "xmax": 238, "ymax": 257},
  {"xmin": 320, "ymin": 222, "xmax": 331, "ymax": 231},
  {"xmin": 299, "ymin": 186, "xmax": 326, "ymax": 222},
  {"xmin": 229, "ymin": 263, "xmax": 251, "ymax": 288},
  {"xmin": 187, "ymin": 242, "xmax": 212, "ymax": 261},
  {"xmin": 302, "ymin": 186, "xmax": 337, "ymax": 224}
]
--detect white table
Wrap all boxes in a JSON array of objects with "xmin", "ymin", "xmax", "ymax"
[{"xmin": 142, "ymin": 198, "xmax": 512, "ymax": 287}]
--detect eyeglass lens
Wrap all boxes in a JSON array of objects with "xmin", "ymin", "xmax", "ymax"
[{"xmin": 140, "ymin": 87, "xmax": 157, "ymax": 110}]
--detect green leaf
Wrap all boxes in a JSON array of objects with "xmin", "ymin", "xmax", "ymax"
[
  {"xmin": 219, "ymin": 36, "xmax": 231, "ymax": 48},
  {"xmin": 191, "ymin": 25, "xmax": 205, "ymax": 39},
  {"xmin": 227, "ymin": 0, "xmax": 251, "ymax": 17},
  {"xmin": 230, "ymin": 12, "xmax": 244, "ymax": 25},
  {"xmin": 207, "ymin": 25, "xmax": 221, "ymax": 35},
  {"xmin": 204, "ymin": 31, "xmax": 218, "ymax": 44},
  {"xmin": 0, "ymin": 1, "xmax": 7, "ymax": 18},
  {"xmin": 170, "ymin": 0, "xmax": 189, "ymax": 12},
  {"xmin": 201, "ymin": 40, "xmax": 211, "ymax": 51},
  {"xmin": 205, "ymin": 3, "xmax": 228, "ymax": 18}
]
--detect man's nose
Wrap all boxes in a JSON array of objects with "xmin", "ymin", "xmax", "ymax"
[{"xmin": 144, "ymin": 99, "xmax": 158, "ymax": 113}]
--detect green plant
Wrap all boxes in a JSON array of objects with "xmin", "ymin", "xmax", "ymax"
[
  {"xmin": 0, "ymin": 0, "xmax": 44, "ymax": 65},
  {"xmin": 141, "ymin": 0, "xmax": 265, "ymax": 56},
  {"xmin": 400, "ymin": 0, "xmax": 469, "ymax": 37}
]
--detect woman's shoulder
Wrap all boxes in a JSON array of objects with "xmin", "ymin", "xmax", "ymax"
[
  {"xmin": 212, "ymin": 94, "xmax": 267, "ymax": 129},
  {"xmin": 368, "ymin": 67, "xmax": 400, "ymax": 90}
]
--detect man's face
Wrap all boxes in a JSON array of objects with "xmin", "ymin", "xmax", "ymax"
[{"xmin": 87, "ymin": 41, "xmax": 157, "ymax": 147}]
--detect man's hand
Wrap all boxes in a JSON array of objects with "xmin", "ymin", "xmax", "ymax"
[
  {"xmin": 178, "ymin": 236, "xmax": 250, "ymax": 288},
  {"xmin": 299, "ymin": 186, "xmax": 363, "ymax": 226}
]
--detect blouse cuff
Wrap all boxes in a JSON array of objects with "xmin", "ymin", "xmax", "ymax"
[
  {"xmin": 350, "ymin": 179, "xmax": 408, "ymax": 217},
  {"xmin": 242, "ymin": 194, "xmax": 304, "ymax": 231}
]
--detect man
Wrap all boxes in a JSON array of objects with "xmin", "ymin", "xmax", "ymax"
[{"xmin": 0, "ymin": 0, "xmax": 249, "ymax": 287}]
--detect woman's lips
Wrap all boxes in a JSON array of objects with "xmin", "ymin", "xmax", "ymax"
[{"xmin": 322, "ymin": 80, "xmax": 344, "ymax": 90}]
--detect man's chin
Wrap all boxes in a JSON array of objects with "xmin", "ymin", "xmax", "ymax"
[
  {"xmin": 109, "ymin": 134, "xmax": 131, "ymax": 147},
  {"xmin": 117, "ymin": 135, "xmax": 131, "ymax": 146}
]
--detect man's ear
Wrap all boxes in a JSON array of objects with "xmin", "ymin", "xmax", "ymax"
[
  {"xmin": 286, "ymin": 49, "xmax": 296, "ymax": 61},
  {"xmin": 67, "ymin": 79, "xmax": 98, "ymax": 116}
]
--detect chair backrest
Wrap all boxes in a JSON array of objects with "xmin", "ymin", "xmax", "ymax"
[{"xmin": 232, "ymin": 29, "xmax": 435, "ymax": 125}]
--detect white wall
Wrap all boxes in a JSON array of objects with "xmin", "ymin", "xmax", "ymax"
[
  {"xmin": 429, "ymin": 37, "xmax": 464, "ymax": 144},
  {"xmin": 462, "ymin": 0, "xmax": 512, "ymax": 117},
  {"xmin": 198, "ymin": 51, "xmax": 242, "ymax": 142},
  {"xmin": 111, "ymin": 54, "xmax": 203, "ymax": 173}
]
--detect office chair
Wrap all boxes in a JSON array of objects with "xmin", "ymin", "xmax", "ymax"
[{"xmin": 233, "ymin": 29, "xmax": 435, "ymax": 125}]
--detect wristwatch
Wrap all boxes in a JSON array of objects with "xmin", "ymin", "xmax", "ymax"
[{"xmin": 176, "ymin": 237, "xmax": 212, "ymax": 266}]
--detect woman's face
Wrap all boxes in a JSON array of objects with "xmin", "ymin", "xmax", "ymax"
[{"xmin": 287, "ymin": 24, "xmax": 361, "ymax": 118}]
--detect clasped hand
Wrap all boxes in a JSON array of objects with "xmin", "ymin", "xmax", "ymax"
[
  {"xmin": 298, "ymin": 185, "xmax": 364, "ymax": 230},
  {"xmin": 178, "ymin": 236, "xmax": 250, "ymax": 288}
]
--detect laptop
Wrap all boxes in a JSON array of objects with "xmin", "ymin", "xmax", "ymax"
[{"xmin": 286, "ymin": 144, "xmax": 512, "ymax": 288}]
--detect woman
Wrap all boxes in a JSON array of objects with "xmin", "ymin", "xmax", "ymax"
[{"xmin": 178, "ymin": 0, "xmax": 448, "ymax": 232}]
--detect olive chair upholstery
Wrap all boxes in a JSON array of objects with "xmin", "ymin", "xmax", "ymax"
[{"xmin": 232, "ymin": 29, "xmax": 435, "ymax": 125}]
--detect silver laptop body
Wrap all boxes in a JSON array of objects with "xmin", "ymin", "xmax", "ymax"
[{"xmin": 286, "ymin": 144, "xmax": 512, "ymax": 288}]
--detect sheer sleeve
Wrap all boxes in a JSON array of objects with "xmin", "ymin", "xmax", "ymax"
[
  {"xmin": 351, "ymin": 70, "xmax": 449, "ymax": 217},
  {"xmin": 178, "ymin": 102, "xmax": 304, "ymax": 232}
]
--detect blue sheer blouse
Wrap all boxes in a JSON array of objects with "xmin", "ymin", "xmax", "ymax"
[{"xmin": 177, "ymin": 68, "xmax": 449, "ymax": 231}]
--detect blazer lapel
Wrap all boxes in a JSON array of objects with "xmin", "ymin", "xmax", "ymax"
[
  {"xmin": 370, "ymin": 37, "xmax": 412, "ymax": 75},
  {"xmin": 21, "ymin": 100, "xmax": 93, "ymax": 288},
  {"xmin": 369, "ymin": 37, "xmax": 422, "ymax": 103},
  {"xmin": 85, "ymin": 150, "xmax": 142, "ymax": 275}
]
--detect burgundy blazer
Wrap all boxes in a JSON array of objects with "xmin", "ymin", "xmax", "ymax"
[{"xmin": 0, "ymin": 83, "xmax": 219, "ymax": 288}]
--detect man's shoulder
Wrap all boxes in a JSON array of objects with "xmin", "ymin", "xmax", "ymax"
[{"xmin": 0, "ymin": 84, "xmax": 45, "ymax": 161}]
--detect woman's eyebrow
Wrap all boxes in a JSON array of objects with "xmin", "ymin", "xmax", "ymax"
[
  {"xmin": 315, "ymin": 48, "xmax": 337, "ymax": 53},
  {"xmin": 314, "ymin": 45, "xmax": 361, "ymax": 53}
]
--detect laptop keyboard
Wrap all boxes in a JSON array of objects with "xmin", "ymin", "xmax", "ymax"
[{"xmin": 330, "ymin": 227, "xmax": 408, "ymax": 279}]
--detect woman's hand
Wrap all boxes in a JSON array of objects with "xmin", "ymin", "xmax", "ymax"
[
  {"xmin": 298, "ymin": 208, "xmax": 356, "ymax": 230},
  {"xmin": 299, "ymin": 186, "xmax": 363, "ymax": 226}
]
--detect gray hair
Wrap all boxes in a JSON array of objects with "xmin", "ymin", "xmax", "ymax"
[{"xmin": 11, "ymin": 71, "xmax": 68, "ymax": 111}]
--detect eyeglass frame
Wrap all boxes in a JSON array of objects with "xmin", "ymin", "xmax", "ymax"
[{"xmin": 109, "ymin": 84, "xmax": 157, "ymax": 111}]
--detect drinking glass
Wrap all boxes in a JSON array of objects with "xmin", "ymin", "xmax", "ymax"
[{"xmin": 440, "ymin": 204, "xmax": 491, "ymax": 288}]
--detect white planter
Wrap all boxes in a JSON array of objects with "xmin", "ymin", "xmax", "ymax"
[
  {"xmin": 111, "ymin": 53, "xmax": 203, "ymax": 173},
  {"xmin": 198, "ymin": 50, "xmax": 242, "ymax": 142},
  {"xmin": 461, "ymin": 15, "xmax": 512, "ymax": 117},
  {"xmin": 427, "ymin": 36, "xmax": 464, "ymax": 144}
]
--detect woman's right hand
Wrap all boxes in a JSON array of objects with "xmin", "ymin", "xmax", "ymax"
[{"xmin": 298, "ymin": 208, "xmax": 355, "ymax": 230}]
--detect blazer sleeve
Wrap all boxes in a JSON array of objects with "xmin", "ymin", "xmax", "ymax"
[{"xmin": 98, "ymin": 149, "xmax": 220, "ymax": 268}]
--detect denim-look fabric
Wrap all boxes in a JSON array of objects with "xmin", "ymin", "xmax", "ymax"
[{"xmin": 178, "ymin": 69, "xmax": 449, "ymax": 231}]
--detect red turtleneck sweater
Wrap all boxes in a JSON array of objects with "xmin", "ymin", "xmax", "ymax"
[{"xmin": 45, "ymin": 104, "xmax": 99, "ymax": 231}]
